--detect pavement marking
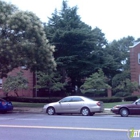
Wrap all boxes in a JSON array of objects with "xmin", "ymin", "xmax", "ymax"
[
  {"xmin": 16, "ymin": 119, "xmax": 43, "ymax": 121},
  {"xmin": 0, "ymin": 125, "xmax": 127, "ymax": 132},
  {"xmin": 0, "ymin": 118, "xmax": 43, "ymax": 121}
]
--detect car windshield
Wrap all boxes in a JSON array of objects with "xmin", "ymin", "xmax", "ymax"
[{"xmin": 133, "ymin": 99, "xmax": 140, "ymax": 104}]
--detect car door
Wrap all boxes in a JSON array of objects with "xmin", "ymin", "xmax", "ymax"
[
  {"xmin": 129, "ymin": 99, "xmax": 140, "ymax": 115},
  {"xmin": 57, "ymin": 97, "xmax": 72, "ymax": 113},
  {"xmin": 69, "ymin": 97, "xmax": 84, "ymax": 113}
]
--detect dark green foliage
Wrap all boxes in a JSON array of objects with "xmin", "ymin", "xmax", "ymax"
[
  {"xmin": 124, "ymin": 96, "xmax": 138, "ymax": 101},
  {"xmin": 4, "ymin": 96, "xmax": 61, "ymax": 103},
  {"xmin": 84, "ymin": 90, "xmax": 107, "ymax": 97},
  {"xmin": 45, "ymin": 0, "xmax": 107, "ymax": 88},
  {"xmin": 35, "ymin": 71, "xmax": 65, "ymax": 95},
  {"xmin": 106, "ymin": 36, "xmax": 134, "ymax": 75},
  {"xmin": 4, "ymin": 96, "xmax": 122, "ymax": 103},
  {"xmin": 112, "ymin": 70, "xmax": 130, "ymax": 89},
  {"xmin": 112, "ymin": 70, "xmax": 140, "ymax": 94},
  {"xmin": 81, "ymin": 69, "xmax": 110, "ymax": 93},
  {"xmin": 114, "ymin": 92, "xmax": 130, "ymax": 97},
  {"xmin": 94, "ymin": 97, "xmax": 122, "ymax": 103}
]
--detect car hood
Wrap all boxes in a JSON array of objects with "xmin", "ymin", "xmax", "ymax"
[
  {"xmin": 113, "ymin": 104, "xmax": 134, "ymax": 108},
  {"xmin": 44, "ymin": 102, "xmax": 58, "ymax": 108}
]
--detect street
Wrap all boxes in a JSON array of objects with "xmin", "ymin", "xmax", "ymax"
[{"xmin": 0, "ymin": 112, "xmax": 140, "ymax": 140}]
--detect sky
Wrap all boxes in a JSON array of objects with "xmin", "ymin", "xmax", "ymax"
[{"xmin": 3, "ymin": 0, "xmax": 140, "ymax": 42}]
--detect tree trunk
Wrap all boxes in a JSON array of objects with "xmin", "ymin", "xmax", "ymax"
[{"xmin": 14, "ymin": 89, "xmax": 19, "ymax": 97}]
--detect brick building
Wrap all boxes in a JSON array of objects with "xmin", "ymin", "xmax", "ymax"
[
  {"xmin": 130, "ymin": 42, "xmax": 140, "ymax": 95},
  {"xmin": 0, "ymin": 67, "xmax": 35, "ymax": 97}
]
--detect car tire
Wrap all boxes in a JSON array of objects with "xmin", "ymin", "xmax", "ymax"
[
  {"xmin": 120, "ymin": 108, "xmax": 129, "ymax": 117},
  {"xmin": 47, "ymin": 107, "xmax": 55, "ymax": 115},
  {"xmin": 81, "ymin": 107, "xmax": 90, "ymax": 116}
]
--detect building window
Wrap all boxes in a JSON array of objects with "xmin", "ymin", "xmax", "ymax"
[
  {"xmin": 0, "ymin": 79, "xmax": 2, "ymax": 89},
  {"xmin": 138, "ymin": 53, "xmax": 140, "ymax": 64}
]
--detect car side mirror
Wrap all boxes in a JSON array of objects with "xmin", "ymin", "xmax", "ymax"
[{"xmin": 135, "ymin": 102, "xmax": 138, "ymax": 105}]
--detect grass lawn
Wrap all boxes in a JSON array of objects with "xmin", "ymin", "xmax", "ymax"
[
  {"xmin": 12, "ymin": 101, "xmax": 132, "ymax": 108},
  {"xmin": 104, "ymin": 101, "xmax": 132, "ymax": 108},
  {"xmin": 12, "ymin": 102, "xmax": 46, "ymax": 108}
]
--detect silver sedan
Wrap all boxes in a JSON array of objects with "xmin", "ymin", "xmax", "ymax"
[{"xmin": 43, "ymin": 96, "xmax": 104, "ymax": 116}]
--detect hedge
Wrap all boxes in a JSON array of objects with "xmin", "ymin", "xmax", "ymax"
[
  {"xmin": 123, "ymin": 96, "xmax": 138, "ymax": 101},
  {"xmin": 3, "ymin": 96, "xmax": 61, "ymax": 103},
  {"xmin": 94, "ymin": 97, "xmax": 122, "ymax": 103},
  {"xmin": 3, "ymin": 96, "xmax": 138, "ymax": 103}
]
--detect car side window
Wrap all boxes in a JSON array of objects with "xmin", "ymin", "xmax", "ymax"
[
  {"xmin": 60, "ymin": 97, "xmax": 72, "ymax": 102},
  {"xmin": 71, "ymin": 97, "xmax": 83, "ymax": 102}
]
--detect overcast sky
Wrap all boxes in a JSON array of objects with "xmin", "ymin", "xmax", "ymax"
[{"xmin": 3, "ymin": 0, "xmax": 140, "ymax": 42}]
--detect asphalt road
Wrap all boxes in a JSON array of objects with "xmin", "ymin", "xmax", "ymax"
[{"xmin": 0, "ymin": 112, "xmax": 140, "ymax": 140}]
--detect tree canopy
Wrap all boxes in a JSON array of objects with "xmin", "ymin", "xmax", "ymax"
[
  {"xmin": 35, "ymin": 71, "xmax": 65, "ymax": 94},
  {"xmin": 45, "ymin": 0, "xmax": 107, "ymax": 89},
  {"xmin": 1, "ymin": 0, "xmax": 139, "ymax": 97},
  {"xmin": 0, "ymin": 0, "xmax": 56, "ymax": 78},
  {"xmin": 80, "ymin": 69, "xmax": 110, "ymax": 93}
]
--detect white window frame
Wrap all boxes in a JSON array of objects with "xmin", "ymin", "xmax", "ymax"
[
  {"xmin": 138, "ymin": 53, "xmax": 140, "ymax": 64},
  {"xmin": 139, "ymin": 75, "xmax": 140, "ymax": 85},
  {"xmin": 0, "ymin": 79, "xmax": 2, "ymax": 89}
]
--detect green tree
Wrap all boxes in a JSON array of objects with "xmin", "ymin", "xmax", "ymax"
[
  {"xmin": 3, "ymin": 71, "xmax": 28, "ymax": 97},
  {"xmin": 106, "ymin": 36, "xmax": 134, "ymax": 71},
  {"xmin": 45, "ymin": 0, "xmax": 107, "ymax": 89},
  {"xmin": 0, "ymin": 0, "xmax": 56, "ymax": 78},
  {"xmin": 112, "ymin": 70, "xmax": 139, "ymax": 95},
  {"xmin": 114, "ymin": 79, "xmax": 139, "ymax": 96},
  {"xmin": 35, "ymin": 71, "xmax": 65, "ymax": 96},
  {"xmin": 80, "ymin": 69, "xmax": 110, "ymax": 94}
]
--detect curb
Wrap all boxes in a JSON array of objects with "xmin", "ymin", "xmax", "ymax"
[{"xmin": 12, "ymin": 107, "xmax": 113, "ymax": 115}]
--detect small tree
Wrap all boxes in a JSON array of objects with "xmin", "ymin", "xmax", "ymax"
[
  {"xmin": 35, "ymin": 71, "xmax": 65, "ymax": 97},
  {"xmin": 80, "ymin": 69, "xmax": 110, "ymax": 94},
  {"xmin": 3, "ymin": 71, "xmax": 28, "ymax": 97},
  {"xmin": 112, "ymin": 70, "xmax": 139, "ymax": 95},
  {"xmin": 114, "ymin": 78, "xmax": 139, "ymax": 94}
]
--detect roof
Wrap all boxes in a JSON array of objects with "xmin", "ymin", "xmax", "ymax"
[{"xmin": 129, "ymin": 41, "xmax": 140, "ymax": 48}]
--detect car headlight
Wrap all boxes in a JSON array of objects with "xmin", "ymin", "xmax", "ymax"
[{"xmin": 113, "ymin": 105, "xmax": 120, "ymax": 109}]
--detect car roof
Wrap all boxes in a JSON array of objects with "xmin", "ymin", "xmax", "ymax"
[{"xmin": 65, "ymin": 96, "xmax": 94, "ymax": 101}]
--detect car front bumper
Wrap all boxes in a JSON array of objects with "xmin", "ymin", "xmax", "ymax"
[{"xmin": 111, "ymin": 108, "xmax": 119, "ymax": 114}]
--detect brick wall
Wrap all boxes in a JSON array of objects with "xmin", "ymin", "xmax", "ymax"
[
  {"xmin": 0, "ymin": 67, "xmax": 34, "ymax": 97},
  {"xmin": 130, "ymin": 43, "xmax": 140, "ymax": 95}
]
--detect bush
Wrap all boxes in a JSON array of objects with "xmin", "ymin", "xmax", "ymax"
[
  {"xmin": 94, "ymin": 97, "xmax": 122, "ymax": 103},
  {"xmin": 3, "ymin": 96, "xmax": 62, "ymax": 103},
  {"xmin": 84, "ymin": 90, "xmax": 107, "ymax": 97},
  {"xmin": 124, "ymin": 96, "xmax": 138, "ymax": 101},
  {"xmin": 114, "ymin": 92, "xmax": 130, "ymax": 97},
  {"xmin": 3, "ymin": 96, "xmax": 124, "ymax": 103}
]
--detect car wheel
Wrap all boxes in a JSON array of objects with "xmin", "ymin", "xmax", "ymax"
[
  {"xmin": 47, "ymin": 107, "xmax": 55, "ymax": 115},
  {"xmin": 81, "ymin": 107, "xmax": 90, "ymax": 116},
  {"xmin": 120, "ymin": 108, "xmax": 129, "ymax": 117}
]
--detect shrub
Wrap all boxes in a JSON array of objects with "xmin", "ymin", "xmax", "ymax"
[
  {"xmin": 124, "ymin": 96, "xmax": 138, "ymax": 101},
  {"xmin": 3, "ymin": 96, "xmax": 61, "ymax": 103},
  {"xmin": 84, "ymin": 90, "xmax": 107, "ymax": 97},
  {"xmin": 114, "ymin": 92, "xmax": 130, "ymax": 97},
  {"xmin": 94, "ymin": 97, "xmax": 122, "ymax": 103}
]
